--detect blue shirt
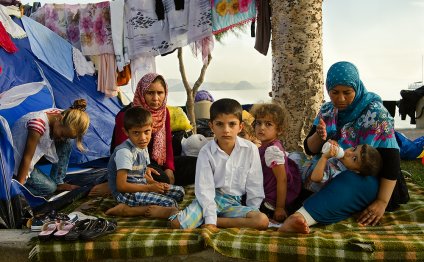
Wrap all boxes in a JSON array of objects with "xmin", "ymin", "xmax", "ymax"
[{"xmin": 108, "ymin": 139, "xmax": 150, "ymax": 198}]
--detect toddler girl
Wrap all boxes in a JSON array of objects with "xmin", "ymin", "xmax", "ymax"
[{"xmin": 250, "ymin": 103, "xmax": 301, "ymax": 222}]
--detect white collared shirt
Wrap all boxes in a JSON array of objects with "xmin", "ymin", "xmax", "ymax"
[{"xmin": 195, "ymin": 136, "xmax": 264, "ymax": 225}]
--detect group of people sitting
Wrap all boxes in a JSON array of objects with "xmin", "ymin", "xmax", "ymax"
[{"xmin": 12, "ymin": 61, "xmax": 409, "ymax": 234}]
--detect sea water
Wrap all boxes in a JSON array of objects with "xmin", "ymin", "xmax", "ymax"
[{"xmin": 124, "ymin": 88, "xmax": 415, "ymax": 130}]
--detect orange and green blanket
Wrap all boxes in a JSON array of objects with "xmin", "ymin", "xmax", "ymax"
[{"xmin": 29, "ymin": 181, "xmax": 424, "ymax": 261}]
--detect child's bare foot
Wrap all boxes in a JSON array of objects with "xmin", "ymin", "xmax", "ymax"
[
  {"xmin": 278, "ymin": 213, "xmax": 310, "ymax": 234},
  {"xmin": 89, "ymin": 182, "xmax": 111, "ymax": 197},
  {"xmin": 145, "ymin": 205, "xmax": 178, "ymax": 219},
  {"xmin": 105, "ymin": 203, "xmax": 127, "ymax": 216},
  {"xmin": 106, "ymin": 204, "xmax": 150, "ymax": 217},
  {"xmin": 56, "ymin": 183, "xmax": 79, "ymax": 192}
]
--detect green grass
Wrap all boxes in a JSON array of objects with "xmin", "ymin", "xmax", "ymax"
[{"xmin": 401, "ymin": 159, "xmax": 424, "ymax": 187}]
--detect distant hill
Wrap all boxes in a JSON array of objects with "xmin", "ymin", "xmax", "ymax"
[{"xmin": 167, "ymin": 79, "xmax": 270, "ymax": 92}]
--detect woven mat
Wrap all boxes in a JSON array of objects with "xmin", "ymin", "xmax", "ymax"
[{"xmin": 30, "ymin": 181, "xmax": 424, "ymax": 261}]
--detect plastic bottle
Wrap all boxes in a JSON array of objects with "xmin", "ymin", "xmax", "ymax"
[{"xmin": 321, "ymin": 141, "xmax": 344, "ymax": 159}]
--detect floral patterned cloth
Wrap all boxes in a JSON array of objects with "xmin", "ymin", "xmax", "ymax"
[
  {"xmin": 79, "ymin": 1, "xmax": 114, "ymax": 56},
  {"xmin": 30, "ymin": 4, "xmax": 82, "ymax": 50},
  {"xmin": 124, "ymin": 0, "xmax": 211, "ymax": 59},
  {"xmin": 314, "ymin": 61, "xmax": 398, "ymax": 150},
  {"xmin": 211, "ymin": 0, "xmax": 256, "ymax": 34}
]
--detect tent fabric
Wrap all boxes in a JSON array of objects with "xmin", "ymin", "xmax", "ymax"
[
  {"xmin": 0, "ymin": 115, "xmax": 29, "ymax": 229},
  {"xmin": 0, "ymin": 17, "xmax": 122, "ymax": 164},
  {"xmin": 21, "ymin": 15, "xmax": 74, "ymax": 82}
]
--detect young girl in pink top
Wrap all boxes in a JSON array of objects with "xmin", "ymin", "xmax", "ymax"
[{"xmin": 250, "ymin": 103, "xmax": 301, "ymax": 222}]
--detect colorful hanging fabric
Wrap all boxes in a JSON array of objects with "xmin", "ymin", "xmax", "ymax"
[
  {"xmin": 0, "ymin": 21, "xmax": 18, "ymax": 53},
  {"xmin": 79, "ymin": 1, "xmax": 114, "ymax": 56},
  {"xmin": 30, "ymin": 4, "xmax": 82, "ymax": 50},
  {"xmin": 124, "ymin": 0, "xmax": 211, "ymax": 59},
  {"xmin": 211, "ymin": 0, "xmax": 256, "ymax": 34}
]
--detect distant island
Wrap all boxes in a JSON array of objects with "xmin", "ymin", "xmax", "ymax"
[{"xmin": 166, "ymin": 79, "xmax": 271, "ymax": 92}]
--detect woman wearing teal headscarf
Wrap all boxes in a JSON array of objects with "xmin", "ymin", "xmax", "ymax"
[{"xmin": 279, "ymin": 61, "xmax": 409, "ymax": 233}]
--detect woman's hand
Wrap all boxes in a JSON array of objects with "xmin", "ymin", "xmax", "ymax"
[
  {"xmin": 273, "ymin": 207, "xmax": 288, "ymax": 222},
  {"xmin": 357, "ymin": 199, "xmax": 387, "ymax": 226},
  {"xmin": 316, "ymin": 118, "xmax": 327, "ymax": 141},
  {"xmin": 164, "ymin": 169, "xmax": 175, "ymax": 184}
]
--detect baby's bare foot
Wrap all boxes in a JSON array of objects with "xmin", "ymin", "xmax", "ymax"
[{"xmin": 278, "ymin": 213, "xmax": 310, "ymax": 234}]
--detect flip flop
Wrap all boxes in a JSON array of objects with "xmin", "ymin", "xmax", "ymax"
[
  {"xmin": 79, "ymin": 218, "xmax": 117, "ymax": 241},
  {"xmin": 64, "ymin": 219, "xmax": 96, "ymax": 241},
  {"xmin": 54, "ymin": 221, "xmax": 75, "ymax": 239},
  {"xmin": 38, "ymin": 221, "xmax": 58, "ymax": 241}
]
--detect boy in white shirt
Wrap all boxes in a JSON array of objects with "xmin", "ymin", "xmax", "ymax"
[{"xmin": 169, "ymin": 98, "xmax": 269, "ymax": 230}]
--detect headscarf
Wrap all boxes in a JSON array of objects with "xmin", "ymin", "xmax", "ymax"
[
  {"xmin": 133, "ymin": 73, "xmax": 167, "ymax": 165},
  {"xmin": 315, "ymin": 61, "xmax": 396, "ymax": 148},
  {"xmin": 195, "ymin": 90, "xmax": 214, "ymax": 102}
]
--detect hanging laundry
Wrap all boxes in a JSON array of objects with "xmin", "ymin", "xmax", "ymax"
[
  {"xmin": 0, "ymin": 21, "xmax": 18, "ymax": 53},
  {"xmin": 116, "ymin": 64, "xmax": 131, "ymax": 86},
  {"xmin": 96, "ymin": 53, "xmax": 119, "ymax": 97},
  {"xmin": 22, "ymin": 2, "xmax": 41, "ymax": 17},
  {"xmin": 124, "ymin": 0, "xmax": 211, "ymax": 59},
  {"xmin": 79, "ymin": 1, "xmax": 114, "ymax": 56},
  {"xmin": 130, "ymin": 55, "xmax": 156, "ymax": 93},
  {"xmin": 211, "ymin": 0, "xmax": 257, "ymax": 34},
  {"xmin": 190, "ymin": 35, "xmax": 214, "ymax": 65},
  {"xmin": 73, "ymin": 47, "xmax": 95, "ymax": 76},
  {"xmin": 155, "ymin": 0, "xmax": 165, "ymax": 20},
  {"xmin": 110, "ymin": 0, "xmax": 128, "ymax": 72},
  {"xmin": 174, "ymin": 0, "xmax": 184, "ymax": 10},
  {"xmin": 254, "ymin": 0, "xmax": 271, "ymax": 55},
  {"xmin": 0, "ymin": 4, "xmax": 26, "ymax": 38},
  {"xmin": 30, "ymin": 4, "xmax": 82, "ymax": 50}
]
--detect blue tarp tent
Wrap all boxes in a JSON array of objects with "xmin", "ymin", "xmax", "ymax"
[
  {"xmin": 0, "ymin": 17, "xmax": 122, "ymax": 164},
  {"xmin": 0, "ymin": 17, "xmax": 123, "ymax": 227}
]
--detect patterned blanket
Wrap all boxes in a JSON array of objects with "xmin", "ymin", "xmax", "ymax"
[{"xmin": 29, "ymin": 181, "xmax": 424, "ymax": 261}]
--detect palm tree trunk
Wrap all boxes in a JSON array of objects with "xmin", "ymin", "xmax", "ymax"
[{"xmin": 270, "ymin": 0, "xmax": 324, "ymax": 151}]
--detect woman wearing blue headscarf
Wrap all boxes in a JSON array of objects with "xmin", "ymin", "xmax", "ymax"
[{"xmin": 279, "ymin": 61, "xmax": 409, "ymax": 233}]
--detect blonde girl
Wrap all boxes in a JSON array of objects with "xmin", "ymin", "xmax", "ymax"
[
  {"xmin": 250, "ymin": 103, "xmax": 301, "ymax": 222},
  {"xmin": 12, "ymin": 99, "xmax": 90, "ymax": 196}
]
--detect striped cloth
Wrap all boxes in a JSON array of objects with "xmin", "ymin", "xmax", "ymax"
[{"xmin": 30, "ymin": 182, "xmax": 424, "ymax": 261}]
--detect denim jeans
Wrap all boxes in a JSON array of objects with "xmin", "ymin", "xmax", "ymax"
[
  {"xmin": 24, "ymin": 167, "xmax": 57, "ymax": 196},
  {"xmin": 24, "ymin": 139, "xmax": 72, "ymax": 196}
]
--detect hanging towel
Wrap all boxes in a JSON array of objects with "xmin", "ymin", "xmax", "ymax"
[
  {"xmin": 211, "ymin": 0, "xmax": 257, "ymax": 34},
  {"xmin": 97, "ymin": 53, "xmax": 119, "ymax": 97},
  {"xmin": 21, "ymin": 16, "xmax": 74, "ymax": 82}
]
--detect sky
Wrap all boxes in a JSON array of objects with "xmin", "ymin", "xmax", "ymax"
[{"xmin": 20, "ymin": 0, "xmax": 424, "ymax": 101}]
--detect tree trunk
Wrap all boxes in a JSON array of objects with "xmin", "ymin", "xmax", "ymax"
[
  {"xmin": 177, "ymin": 48, "xmax": 212, "ymax": 134},
  {"xmin": 270, "ymin": 0, "xmax": 324, "ymax": 151}
]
